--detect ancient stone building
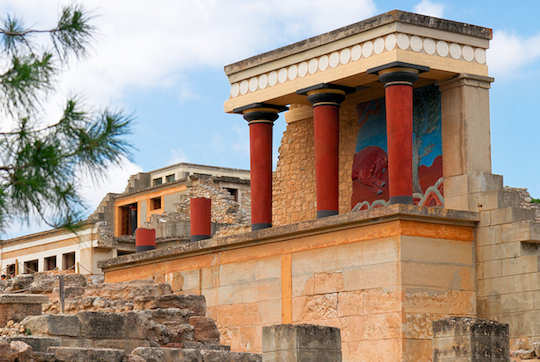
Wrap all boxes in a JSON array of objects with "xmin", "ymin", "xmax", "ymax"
[
  {"xmin": 96, "ymin": 10, "xmax": 540, "ymax": 361},
  {"xmin": 0, "ymin": 162, "xmax": 251, "ymax": 275}
]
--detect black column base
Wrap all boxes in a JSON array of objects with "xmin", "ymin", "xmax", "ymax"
[
  {"xmin": 317, "ymin": 210, "xmax": 338, "ymax": 218},
  {"xmin": 136, "ymin": 245, "xmax": 156, "ymax": 253},
  {"xmin": 252, "ymin": 223, "xmax": 271, "ymax": 231},
  {"xmin": 389, "ymin": 195, "xmax": 413, "ymax": 204},
  {"xmin": 191, "ymin": 234, "xmax": 211, "ymax": 242}
]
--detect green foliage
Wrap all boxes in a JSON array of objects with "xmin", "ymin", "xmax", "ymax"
[
  {"xmin": 0, "ymin": 5, "xmax": 132, "ymax": 233},
  {"xmin": 532, "ymin": 198, "xmax": 540, "ymax": 204}
]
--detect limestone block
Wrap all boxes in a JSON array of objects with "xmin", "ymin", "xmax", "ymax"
[
  {"xmin": 0, "ymin": 294, "xmax": 49, "ymax": 326},
  {"xmin": 76, "ymin": 312, "xmax": 126, "ymax": 339},
  {"xmin": 189, "ymin": 316, "xmax": 220, "ymax": 343},
  {"xmin": 22, "ymin": 314, "xmax": 81, "ymax": 337},
  {"xmin": 49, "ymin": 347, "xmax": 126, "ymax": 362},
  {"xmin": 432, "ymin": 317, "xmax": 509, "ymax": 361},
  {"xmin": 262, "ymin": 324, "xmax": 342, "ymax": 362},
  {"xmin": 5, "ymin": 336, "xmax": 61, "ymax": 353},
  {"xmin": 490, "ymin": 208, "xmax": 536, "ymax": 226},
  {"xmin": 154, "ymin": 294, "xmax": 206, "ymax": 316}
]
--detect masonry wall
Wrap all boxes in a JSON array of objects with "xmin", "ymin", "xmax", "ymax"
[
  {"xmin": 103, "ymin": 211, "xmax": 476, "ymax": 361},
  {"xmin": 273, "ymin": 95, "xmax": 363, "ymax": 226}
]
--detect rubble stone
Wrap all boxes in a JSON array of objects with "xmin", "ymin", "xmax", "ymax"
[{"xmin": 49, "ymin": 347, "xmax": 125, "ymax": 362}]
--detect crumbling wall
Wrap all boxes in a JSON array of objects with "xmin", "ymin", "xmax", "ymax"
[{"xmin": 272, "ymin": 98, "xmax": 361, "ymax": 226}]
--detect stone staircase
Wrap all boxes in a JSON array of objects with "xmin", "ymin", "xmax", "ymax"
[{"xmin": 0, "ymin": 276, "xmax": 261, "ymax": 361}]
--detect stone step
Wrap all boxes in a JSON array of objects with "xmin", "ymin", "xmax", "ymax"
[
  {"xmin": 48, "ymin": 347, "xmax": 125, "ymax": 362},
  {"xmin": 129, "ymin": 347, "xmax": 262, "ymax": 362},
  {"xmin": 4, "ymin": 336, "xmax": 60, "ymax": 353}
]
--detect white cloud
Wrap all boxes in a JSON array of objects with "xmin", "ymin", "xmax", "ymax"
[
  {"xmin": 0, "ymin": 0, "xmax": 377, "ymax": 110},
  {"xmin": 168, "ymin": 148, "xmax": 188, "ymax": 164},
  {"xmin": 78, "ymin": 157, "xmax": 142, "ymax": 209},
  {"xmin": 414, "ymin": 0, "xmax": 444, "ymax": 18},
  {"xmin": 488, "ymin": 30, "xmax": 540, "ymax": 77}
]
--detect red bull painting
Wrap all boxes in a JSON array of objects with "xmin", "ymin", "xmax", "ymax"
[{"xmin": 352, "ymin": 85, "xmax": 443, "ymax": 210}]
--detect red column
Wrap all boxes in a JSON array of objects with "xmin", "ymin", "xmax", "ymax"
[
  {"xmin": 313, "ymin": 104, "xmax": 340, "ymax": 218},
  {"xmin": 135, "ymin": 228, "xmax": 156, "ymax": 252},
  {"xmin": 249, "ymin": 121, "xmax": 273, "ymax": 230},
  {"xmin": 190, "ymin": 197, "xmax": 211, "ymax": 241},
  {"xmin": 385, "ymin": 83, "xmax": 413, "ymax": 204},
  {"xmin": 234, "ymin": 103, "xmax": 288, "ymax": 230},
  {"xmin": 368, "ymin": 62, "xmax": 429, "ymax": 204},
  {"xmin": 297, "ymin": 84, "xmax": 352, "ymax": 218}
]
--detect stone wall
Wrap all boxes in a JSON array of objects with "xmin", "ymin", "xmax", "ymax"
[
  {"xmin": 273, "ymin": 94, "xmax": 376, "ymax": 226},
  {"xmin": 102, "ymin": 205, "xmax": 478, "ymax": 361}
]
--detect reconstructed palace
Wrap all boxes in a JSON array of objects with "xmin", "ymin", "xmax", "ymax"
[{"xmin": 7, "ymin": 10, "xmax": 540, "ymax": 361}]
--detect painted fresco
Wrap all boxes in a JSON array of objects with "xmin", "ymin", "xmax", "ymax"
[{"xmin": 352, "ymin": 84, "xmax": 443, "ymax": 210}]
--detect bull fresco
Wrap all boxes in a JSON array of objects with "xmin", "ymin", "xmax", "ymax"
[{"xmin": 352, "ymin": 84, "xmax": 443, "ymax": 210}]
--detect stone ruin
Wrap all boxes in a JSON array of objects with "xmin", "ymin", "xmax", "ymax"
[{"xmin": 0, "ymin": 272, "xmax": 262, "ymax": 361}]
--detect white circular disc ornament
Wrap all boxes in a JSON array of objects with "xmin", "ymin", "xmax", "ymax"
[
  {"xmin": 449, "ymin": 43, "xmax": 461, "ymax": 59},
  {"xmin": 268, "ymin": 71, "xmax": 278, "ymax": 86},
  {"xmin": 288, "ymin": 64, "xmax": 298, "ymax": 80},
  {"xmin": 231, "ymin": 83, "xmax": 239, "ymax": 97},
  {"xmin": 374, "ymin": 38, "xmax": 384, "ymax": 54},
  {"xmin": 362, "ymin": 41, "xmax": 373, "ymax": 57},
  {"xmin": 351, "ymin": 45, "xmax": 362, "ymax": 61},
  {"xmin": 308, "ymin": 59, "xmax": 318, "ymax": 74},
  {"xmin": 278, "ymin": 68, "xmax": 287, "ymax": 83},
  {"xmin": 329, "ymin": 52, "xmax": 339, "ymax": 68},
  {"xmin": 474, "ymin": 48, "xmax": 486, "ymax": 64},
  {"xmin": 318, "ymin": 55, "xmax": 329, "ymax": 71},
  {"xmin": 397, "ymin": 34, "xmax": 410, "ymax": 50},
  {"xmin": 436, "ymin": 40, "xmax": 449, "ymax": 57},
  {"xmin": 258, "ymin": 74, "xmax": 268, "ymax": 89},
  {"xmin": 249, "ymin": 77, "xmax": 258, "ymax": 92},
  {"xmin": 340, "ymin": 48, "xmax": 351, "ymax": 64},
  {"xmin": 462, "ymin": 46, "xmax": 474, "ymax": 61},
  {"xmin": 423, "ymin": 38, "xmax": 436, "ymax": 55},
  {"xmin": 385, "ymin": 34, "xmax": 396, "ymax": 51},
  {"xmin": 240, "ymin": 80, "xmax": 249, "ymax": 95},
  {"xmin": 298, "ymin": 62, "xmax": 308, "ymax": 77},
  {"xmin": 410, "ymin": 36, "xmax": 422, "ymax": 51}
]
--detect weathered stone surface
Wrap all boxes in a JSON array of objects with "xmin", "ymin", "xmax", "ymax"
[
  {"xmin": 49, "ymin": 347, "xmax": 125, "ymax": 362},
  {"xmin": 189, "ymin": 316, "xmax": 220, "ymax": 343},
  {"xmin": 22, "ymin": 314, "xmax": 81, "ymax": 337},
  {"xmin": 0, "ymin": 294, "xmax": 48, "ymax": 326},
  {"xmin": 154, "ymin": 294, "xmax": 206, "ymax": 316},
  {"xmin": 432, "ymin": 317, "xmax": 509, "ymax": 361},
  {"xmin": 7, "ymin": 275, "xmax": 34, "ymax": 292},
  {"xmin": 263, "ymin": 324, "xmax": 342, "ymax": 361},
  {"xmin": 29, "ymin": 274, "xmax": 57, "ymax": 294},
  {"xmin": 0, "ymin": 339, "xmax": 33, "ymax": 362},
  {"xmin": 77, "ymin": 311, "xmax": 126, "ymax": 339},
  {"xmin": 0, "ymin": 294, "xmax": 49, "ymax": 304},
  {"xmin": 5, "ymin": 336, "xmax": 60, "ymax": 353}
]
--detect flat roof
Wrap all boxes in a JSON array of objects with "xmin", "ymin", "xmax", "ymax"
[{"xmin": 224, "ymin": 9, "xmax": 492, "ymax": 76}]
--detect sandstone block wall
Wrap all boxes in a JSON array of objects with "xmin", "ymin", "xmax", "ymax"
[{"xmin": 103, "ymin": 208, "xmax": 477, "ymax": 361}]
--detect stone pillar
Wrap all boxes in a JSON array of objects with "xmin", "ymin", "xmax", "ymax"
[
  {"xmin": 135, "ymin": 228, "xmax": 156, "ymax": 252},
  {"xmin": 432, "ymin": 317, "xmax": 509, "ymax": 361},
  {"xmin": 368, "ymin": 62, "xmax": 429, "ymax": 204},
  {"xmin": 262, "ymin": 324, "xmax": 342, "ymax": 361},
  {"xmin": 297, "ymin": 83, "xmax": 353, "ymax": 218},
  {"xmin": 190, "ymin": 197, "xmax": 211, "ymax": 241},
  {"xmin": 438, "ymin": 74, "xmax": 501, "ymax": 211},
  {"xmin": 234, "ymin": 103, "xmax": 288, "ymax": 230}
]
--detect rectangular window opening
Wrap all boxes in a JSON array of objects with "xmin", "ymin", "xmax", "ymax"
[
  {"xmin": 45, "ymin": 256, "xmax": 57, "ymax": 271},
  {"xmin": 6, "ymin": 264, "xmax": 15, "ymax": 276},
  {"xmin": 120, "ymin": 203, "xmax": 138, "ymax": 236},
  {"xmin": 150, "ymin": 196, "xmax": 162, "ymax": 210},
  {"xmin": 165, "ymin": 174, "xmax": 175, "ymax": 183},
  {"xmin": 225, "ymin": 187, "xmax": 238, "ymax": 202},
  {"xmin": 152, "ymin": 178, "xmax": 163, "ymax": 187},
  {"xmin": 62, "ymin": 252, "xmax": 75, "ymax": 271},
  {"xmin": 24, "ymin": 259, "xmax": 38, "ymax": 274}
]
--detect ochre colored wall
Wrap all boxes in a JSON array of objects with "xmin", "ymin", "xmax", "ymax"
[{"xmin": 104, "ymin": 219, "xmax": 475, "ymax": 361}]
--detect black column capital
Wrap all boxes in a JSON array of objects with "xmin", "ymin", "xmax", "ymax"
[
  {"xmin": 367, "ymin": 61, "xmax": 429, "ymax": 87},
  {"xmin": 233, "ymin": 102, "xmax": 288, "ymax": 123},
  {"xmin": 297, "ymin": 83, "xmax": 355, "ymax": 107}
]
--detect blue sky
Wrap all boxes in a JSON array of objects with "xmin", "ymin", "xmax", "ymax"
[{"xmin": 2, "ymin": 0, "xmax": 540, "ymax": 236}]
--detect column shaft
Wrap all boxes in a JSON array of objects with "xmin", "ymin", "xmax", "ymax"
[
  {"xmin": 249, "ymin": 121, "xmax": 273, "ymax": 229},
  {"xmin": 385, "ymin": 84, "xmax": 413, "ymax": 203},
  {"xmin": 190, "ymin": 197, "xmax": 211, "ymax": 241},
  {"xmin": 313, "ymin": 105, "xmax": 340, "ymax": 217}
]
